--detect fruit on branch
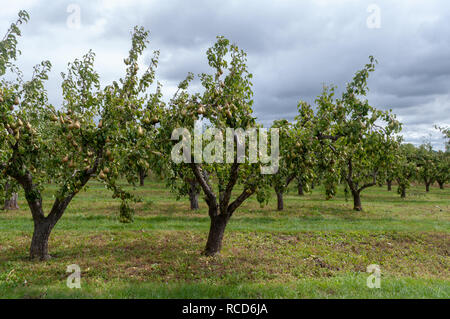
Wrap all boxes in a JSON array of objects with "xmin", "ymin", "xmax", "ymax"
[
  {"xmin": 98, "ymin": 170, "xmax": 107, "ymax": 180},
  {"xmin": 197, "ymin": 105, "xmax": 205, "ymax": 115},
  {"xmin": 151, "ymin": 116, "xmax": 159, "ymax": 124}
]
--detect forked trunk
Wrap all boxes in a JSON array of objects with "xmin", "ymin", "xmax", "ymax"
[
  {"xmin": 30, "ymin": 219, "xmax": 55, "ymax": 260},
  {"xmin": 276, "ymin": 192, "xmax": 284, "ymax": 211},
  {"xmin": 204, "ymin": 214, "xmax": 229, "ymax": 256}
]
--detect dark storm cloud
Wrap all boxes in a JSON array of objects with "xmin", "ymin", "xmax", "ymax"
[{"xmin": 1, "ymin": 0, "xmax": 449, "ymax": 149}]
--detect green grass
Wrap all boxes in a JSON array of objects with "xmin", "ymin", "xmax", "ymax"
[{"xmin": 0, "ymin": 179, "xmax": 449, "ymax": 298}]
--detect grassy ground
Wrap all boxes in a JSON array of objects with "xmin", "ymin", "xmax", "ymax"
[{"xmin": 0, "ymin": 179, "xmax": 449, "ymax": 298}]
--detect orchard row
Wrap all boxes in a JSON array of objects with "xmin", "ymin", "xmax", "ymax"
[{"xmin": 1, "ymin": 11, "xmax": 449, "ymax": 261}]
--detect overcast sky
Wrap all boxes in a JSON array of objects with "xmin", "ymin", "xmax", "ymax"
[{"xmin": 1, "ymin": 0, "xmax": 449, "ymax": 149}]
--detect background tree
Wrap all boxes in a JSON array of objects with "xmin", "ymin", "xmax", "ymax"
[
  {"xmin": 302, "ymin": 57, "xmax": 402, "ymax": 210},
  {"xmin": 269, "ymin": 119, "xmax": 296, "ymax": 211},
  {"xmin": 159, "ymin": 73, "xmax": 203, "ymax": 211},
  {"xmin": 416, "ymin": 143, "xmax": 437, "ymax": 192},
  {"xmin": 394, "ymin": 143, "xmax": 417, "ymax": 198},
  {"xmin": 435, "ymin": 150, "xmax": 449, "ymax": 189}
]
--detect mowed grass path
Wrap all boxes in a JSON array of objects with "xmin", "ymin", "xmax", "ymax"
[{"xmin": 0, "ymin": 179, "xmax": 449, "ymax": 298}]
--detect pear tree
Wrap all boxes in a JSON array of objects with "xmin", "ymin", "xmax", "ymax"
[
  {"xmin": 160, "ymin": 37, "xmax": 273, "ymax": 256},
  {"xmin": 394, "ymin": 144, "xmax": 418, "ymax": 198},
  {"xmin": 0, "ymin": 14, "xmax": 161, "ymax": 259},
  {"xmin": 269, "ymin": 115, "xmax": 317, "ymax": 210},
  {"xmin": 301, "ymin": 57, "xmax": 402, "ymax": 210}
]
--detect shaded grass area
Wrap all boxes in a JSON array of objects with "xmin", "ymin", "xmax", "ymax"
[{"xmin": 0, "ymin": 180, "xmax": 449, "ymax": 298}]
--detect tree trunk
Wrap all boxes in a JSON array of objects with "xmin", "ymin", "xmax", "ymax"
[
  {"xmin": 3, "ymin": 182, "xmax": 19, "ymax": 210},
  {"xmin": 438, "ymin": 181, "xmax": 444, "ymax": 189},
  {"xmin": 139, "ymin": 168, "xmax": 146, "ymax": 187},
  {"xmin": 400, "ymin": 187, "xmax": 406, "ymax": 198},
  {"xmin": 352, "ymin": 190, "xmax": 362, "ymax": 211},
  {"xmin": 4, "ymin": 193, "xmax": 19, "ymax": 210},
  {"xmin": 276, "ymin": 191, "xmax": 284, "ymax": 211},
  {"xmin": 204, "ymin": 214, "xmax": 229, "ymax": 256},
  {"xmin": 30, "ymin": 219, "xmax": 55, "ymax": 260},
  {"xmin": 189, "ymin": 182, "xmax": 199, "ymax": 210},
  {"xmin": 387, "ymin": 180, "xmax": 392, "ymax": 191},
  {"xmin": 425, "ymin": 183, "xmax": 430, "ymax": 192},
  {"xmin": 311, "ymin": 181, "xmax": 315, "ymax": 190},
  {"xmin": 297, "ymin": 182, "xmax": 304, "ymax": 196}
]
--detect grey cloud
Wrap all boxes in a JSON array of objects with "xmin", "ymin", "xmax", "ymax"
[{"xmin": 1, "ymin": 0, "xmax": 449, "ymax": 149}]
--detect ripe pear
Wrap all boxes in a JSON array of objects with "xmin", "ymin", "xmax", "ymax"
[
  {"xmin": 98, "ymin": 170, "xmax": 106, "ymax": 180},
  {"xmin": 103, "ymin": 167, "xmax": 110, "ymax": 174},
  {"xmin": 62, "ymin": 156, "xmax": 69, "ymax": 163},
  {"xmin": 51, "ymin": 114, "xmax": 58, "ymax": 122},
  {"xmin": 98, "ymin": 120, "xmax": 103, "ymax": 128},
  {"xmin": 0, "ymin": 96, "xmax": 3, "ymax": 103},
  {"xmin": 197, "ymin": 106, "xmax": 205, "ymax": 115},
  {"xmin": 14, "ymin": 97, "xmax": 20, "ymax": 105},
  {"xmin": 138, "ymin": 126, "xmax": 144, "ymax": 136}
]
